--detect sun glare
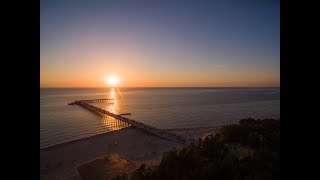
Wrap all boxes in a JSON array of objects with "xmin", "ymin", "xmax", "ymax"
[{"xmin": 105, "ymin": 75, "xmax": 120, "ymax": 87}]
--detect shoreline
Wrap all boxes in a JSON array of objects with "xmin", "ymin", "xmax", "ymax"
[
  {"xmin": 40, "ymin": 125, "xmax": 221, "ymax": 180},
  {"xmin": 40, "ymin": 127, "xmax": 132, "ymax": 151},
  {"xmin": 40, "ymin": 125, "xmax": 221, "ymax": 152}
]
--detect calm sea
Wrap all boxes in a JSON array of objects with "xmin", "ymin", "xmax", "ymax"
[{"xmin": 40, "ymin": 87, "xmax": 280, "ymax": 148}]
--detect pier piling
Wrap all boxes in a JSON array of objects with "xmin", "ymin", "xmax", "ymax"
[{"xmin": 68, "ymin": 99, "xmax": 188, "ymax": 144}]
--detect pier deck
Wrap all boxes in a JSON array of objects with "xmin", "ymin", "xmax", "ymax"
[{"xmin": 69, "ymin": 99, "xmax": 188, "ymax": 144}]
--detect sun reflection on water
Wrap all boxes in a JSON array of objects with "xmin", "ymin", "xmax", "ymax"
[
  {"xmin": 102, "ymin": 115, "xmax": 130, "ymax": 131},
  {"xmin": 105, "ymin": 88, "xmax": 119, "ymax": 114},
  {"xmin": 100, "ymin": 87, "xmax": 131, "ymax": 131}
]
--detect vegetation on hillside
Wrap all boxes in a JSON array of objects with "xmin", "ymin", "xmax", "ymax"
[{"xmin": 112, "ymin": 118, "xmax": 280, "ymax": 180}]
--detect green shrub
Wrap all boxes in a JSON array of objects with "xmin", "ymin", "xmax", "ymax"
[{"xmin": 112, "ymin": 118, "xmax": 280, "ymax": 180}]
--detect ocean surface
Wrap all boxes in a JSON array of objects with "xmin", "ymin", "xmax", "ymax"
[{"xmin": 40, "ymin": 87, "xmax": 280, "ymax": 148}]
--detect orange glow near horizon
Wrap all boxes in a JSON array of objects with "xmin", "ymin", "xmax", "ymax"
[
  {"xmin": 40, "ymin": 59, "xmax": 280, "ymax": 88},
  {"xmin": 40, "ymin": 39, "xmax": 279, "ymax": 88},
  {"xmin": 40, "ymin": 71, "xmax": 280, "ymax": 88}
]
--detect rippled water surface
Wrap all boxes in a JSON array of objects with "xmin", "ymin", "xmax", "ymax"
[{"xmin": 40, "ymin": 87, "xmax": 280, "ymax": 148}]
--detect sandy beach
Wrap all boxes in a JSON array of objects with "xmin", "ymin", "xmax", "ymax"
[{"xmin": 40, "ymin": 126, "xmax": 220, "ymax": 180}]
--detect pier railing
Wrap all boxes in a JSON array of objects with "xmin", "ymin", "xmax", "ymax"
[
  {"xmin": 68, "ymin": 99, "xmax": 114, "ymax": 105},
  {"xmin": 68, "ymin": 99, "xmax": 188, "ymax": 144}
]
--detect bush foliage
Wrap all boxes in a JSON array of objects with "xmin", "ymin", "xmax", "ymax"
[{"xmin": 112, "ymin": 118, "xmax": 280, "ymax": 180}]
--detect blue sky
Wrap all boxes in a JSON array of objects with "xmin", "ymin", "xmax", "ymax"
[{"xmin": 41, "ymin": 0, "xmax": 280, "ymax": 87}]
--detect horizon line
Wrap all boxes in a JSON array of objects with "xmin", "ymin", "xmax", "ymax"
[{"xmin": 40, "ymin": 86, "xmax": 280, "ymax": 89}]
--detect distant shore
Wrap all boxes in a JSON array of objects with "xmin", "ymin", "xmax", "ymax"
[{"xmin": 40, "ymin": 126, "xmax": 221, "ymax": 180}]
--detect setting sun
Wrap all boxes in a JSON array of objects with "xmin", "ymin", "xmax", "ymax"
[{"xmin": 105, "ymin": 75, "xmax": 120, "ymax": 87}]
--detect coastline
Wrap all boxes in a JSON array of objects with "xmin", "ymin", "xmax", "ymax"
[
  {"xmin": 40, "ymin": 126, "xmax": 221, "ymax": 180},
  {"xmin": 40, "ymin": 127, "xmax": 131, "ymax": 151},
  {"xmin": 40, "ymin": 125, "xmax": 221, "ymax": 152}
]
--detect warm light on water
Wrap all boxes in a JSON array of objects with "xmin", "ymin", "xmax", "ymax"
[
  {"xmin": 105, "ymin": 88, "xmax": 120, "ymax": 114},
  {"xmin": 102, "ymin": 115, "xmax": 130, "ymax": 131},
  {"xmin": 40, "ymin": 87, "xmax": 280, "ymax": 148}
]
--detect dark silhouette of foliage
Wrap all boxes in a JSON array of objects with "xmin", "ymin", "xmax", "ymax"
[{"xmin": 112, "ymin": 118, "xmax": 280, "ymax": 180}]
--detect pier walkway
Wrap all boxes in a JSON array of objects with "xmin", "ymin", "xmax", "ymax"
[
  {"xmin": 69, "ymin": 99, "xmax": 188, "ymax": 144},
  {"xmin": 68, "ymin": 99, "xmax": 114, "ymax": 105}
]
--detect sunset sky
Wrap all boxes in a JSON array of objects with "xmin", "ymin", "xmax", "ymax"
[{"xmin": 40, "ymin": 0, "xmax": 279, "ymax": 88}]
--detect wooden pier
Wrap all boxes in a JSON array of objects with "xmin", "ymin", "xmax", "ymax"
[
  {"xmin": 68, "ymin": 100, "xmax": 188, "ymax": 144},
  {"xmin": 68, "ymin": 99, "xmax": 114, "ymax": 105},
  {"xmin": 120, "ymin": 113, "xmax": 132, "ymax": 115}
]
